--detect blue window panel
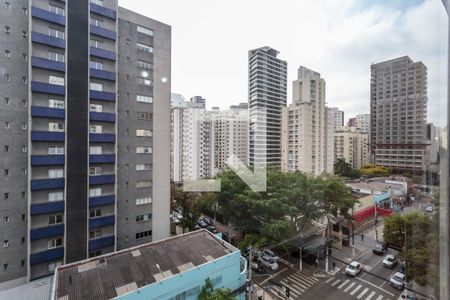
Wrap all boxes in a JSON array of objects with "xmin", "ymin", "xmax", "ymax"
[
  {"xmin": 89, "ymin": 133, "xmax": 115, "ymax": 143},
  {"xmin": 89, "ymin": 195, "xmax": 115, "ymax": 207},
  {"xmin": 31, "ymin": 155, "xmax": 64, "ymax": 166},
  {"xmin": 30, "ymin": 178, "xmax": 65, "ymax": 191},
  {"xmin": 90, "ymin": 68, "xmax": 115, "ymax": 81},
  {"xmin": 89, "ymin": 235, "xmax": 115, "ymax": 251},
  {"xmin": 31, "ymin": 6, "xmax": 65, "ymax": 26},
  {"xmin": 90, "ymin": 25, "xmax": 116, "ymax": 41},
  {"xmin": 31, "ymin": 56, "xmax": 65, "ymax": 72},
  {"xmin": 90, "ymin": 90, "xmax": 116, "ymax": 102},
  {"xmin": 31, "ymin": 32, "xmax": 65, "ymax": 49},
  {"xmin": 90, "ymin": 3, "xmax": 116, "ymax": 20},
  {"xmin": 31, "ymin": 106, "xmax": 65, "ymax": 119},
  {"xmin": 89, "ymin": 154, "xmax": 115, "ymax": 164},
  {"xmin": 89, "ymin": 215, "xmax": 115, "ymax": 229},
  {"xmin": 31, "ymin": 131, "xmax": 65, "ymax": 142},
  {"xmin": 30, "ymin": 224, "xmax": 64, "ymax": 240},
  {"xmin": 89, "ymin": 111, "xmax": 115, "ymax": 123},
  {"xmin": 90, "ymin": 47, "xmax": 116, "ymax": 61},
  {"xmin": 30, "ymin": 201, "xmax": 65, "ymax": 216},
  {"xmin": 89, "ymin": 174, "xmax": 115, "ymax": 185},
  {"xmin": 30, "ymin": 247, "xmax": 64, "ymax": 265},
  {"xmin": 31, "ymin": 81, "xmax": 65, "ymax": 95}
]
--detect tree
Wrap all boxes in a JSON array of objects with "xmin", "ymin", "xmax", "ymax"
[
  {"xmin": 171, "ymin": 184, "xmax": 201, "ymax": 233},
  {"xmin": 360, "ymin": 164, "xmax": 392, "ymax": 178},
  {"xmin": 198, "ymin": 278, "xmax": 234, "ymax": 300},
  {"xmin": 334, "ymin": 158, "xmax": 361, "ymax": 179}
]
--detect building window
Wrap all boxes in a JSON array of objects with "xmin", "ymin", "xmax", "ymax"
[
  {"xmin": 136, "ymin": 129, "xmax": 152, "ymax": 137},
  {"xmin": 89, "ymin": 166, "xmax": 102, "ymax": 175},
  {"xmin": 48, "ymin": 214, "xmax": 63, "ymax": 225},
  {"xmin": 22, "ymin": 99, "xmax": 27, "ymax": 106},
  {"xmin": 136, "ymin": 164, "xmax": 151, "ymax": 171},
  {"xmin": 3, "ymin": 240, "xmax": 8, "ymax": 248},
  {"xmin": 22, "ymin": 7, "xmax": 27, "ymax": 15},
  {"xmin": 90, "ymin": 17, "xmax": 104, "ymax": 28},
  {"xmin": 22, "ymin": 53, "xmax": 27, "ymax": 61},
  {"xmin": 22, "ymin": 146, "xmax": 27, "ymax": 152},
  {"xmin": 4, "ymin": 26, "xmax": 10, "ymax": 33},
  {"xmin": 89, "ymin": 187, "xmax": 102, "ymax": 197},
  {"xmin": 21, "ymin": 260, "xmax": 25, "ymax": 267},
  {"xmin": 90, "ymin": 39, "xmax": 103, "ymax": 49},
  {"xmin": 4, "ymin": 2, "xmax": 10, "ymax": 11},
  {"xmin": 4, "ymin": 145, "xmax": 9, "ymax": 152},
  {"xmin": 89, "ymin": 250, "xmax": 101, "ymax": 258},
  {"xmin": 137, "ymin": 60, "xmax": 152, "ymax": 70},
  {"xmin": 49, "ymin": 28, "xmax": 64, "ymax": 39},
  {"xmin": 48, "ymin": 169, "xmax": 63, "ymax": 178},
  {"xmin": 136, "ymin": 77, "xmax": 151, "ymax": 86},
  {"xmin": 49, "ymin": 99, "xmax": 64, "ymax": 109},
  {"xmin": 49, "ymin": 122, "xmax": 64, "ymax": 132},
  {"xmin": 89, "ymin": 146, "xmax": 102, "ymax": 155},
  {"xmin": 89, "ymin": 208, "xmax": 101, "ymax": 218},
  {"xmin": 90, "ymin": 125, "xmax": 102, "ymax": 133},
  {"xmin": 21, "ymin": 214, "xmax": 25, "ymax": 221},
  {"xmin": 48, "ymin": 191, "xmax": 63, "ymax": 202},
  {"xmin": 137, "ymin": 25, "xmax": 153, "ymax": 36},
  {"xmin": 21, "ymin": 237, "xmax": 25, "ymax": 244},
  {"xmin": 137, "ymin": 43, "xmax": 153, "ymax": 53},
  {"xmin": 4, "ymin": 74, "xmax": 10, "ymax": 81},
  {"xmin": 136, "ymin": 95, "xmax": 153, "ymax": 103},
  {"xmin": 49, "ymin": 4, "xmax": 64, "ymax": 16},
  {"xmin": 136, "ymin": 213, "xmax": 152, "ymax": 223},
  {"xmin": 4, "ymin": 193, "xmax": 8, "ymax": 200},
  {"xmin": 22, "ymin": 30, "xmax": 27, "ymax": 38},
  {"xmin": 48, "ymin": 146, "xmax": 64, "ymax": 155},
  {"xmin": 21, "ymin": 122, "xmax": 27, "ymax": 130},
  {"xmin": 136, "ymin": 197, "xmax": 152, "ymax": 205},
  {"xmin": 48, "ymin": 51, "xmax": 64, "ymax": 63},
  {"xmin": 48, "ymin": 260, "xmax": 62, "ymax": 272},
  {"xmin": 4, "ymin": 169, "xmax": 9, "ymax": 176},
  {"xmin": 21, "ymin": 191, "xmax": 26, "ymax": 198},
  {"xmin": 3, "ymin": 216, "xmax": 9, "ymax": 224},
  {"xmin": 4, "ymin": 122, "xmax": 9, "ymax": 129},
  {"xmin": 90, "ymin": 104, "xmax": 102, "ymax": 112},
  {"xmin": 49, "ymin": 75, "xmax": 64, "ymax": 86},
  {"xmin": 4, "ymin": 50, "xmax": 10, "ymax": 57},
  {"xmin": 3, "ymin": 264, "xmax": 8, "ymax": 271},
  {"xmin": 136, "ymin": 180, "xmax": 152, "ymax": 188},
  {"xmin": 90, "ymin": 60, "xmax": 103, "ymax": 70},
  {"xmin": 136, "ymin": 146, "xmax": 152, "ymax": 154},
  {"xmin": 4, "ymin": 97, "xmax": 10, "ymax": 105},
  {"xmin": 21, "ymin": 169, "xmax": 26, "ymax": 175},
  {"xmin": 90, "ymin": 82, "xmax": 103, "ymax": 91},
  {"xmin": 135, "ymin": 230, "xmax": 152, "ymax": 240},
  {"xmin": 89, "ymin": 229, "xmax": 101, "ymax": 239},
  {"xmin": 137, "ymin": 112, "xmax": 152, "ymax": 120},
  {"xmin": 91, "ymin": 0, "xmax": 103, "ymax": 6},
  {"xmin": 47, "ymin": 238, "xmax": 63, "ymax": 249}
]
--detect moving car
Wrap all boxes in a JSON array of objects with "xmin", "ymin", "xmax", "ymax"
[
  {"xmin": 372, "ymin": 242, "xmax": 387, "ymax": 255},
  {"xmin": 259, "ymin": 255, "xmax": 279, "ymax": 271},
  {"xmin": 383, "ymin": 254, "xmax": 398, "ymax": 268},
  {"xmin": 345, "ymin": 261, "xmax": 362, "ymax": 276},
  {"xmin": 390, "ymin": 272, "xmax": 406, "ymax": 289},
  {"xmin": 261, "ymin": 249, "xmax": 280, "ymax": 261}
]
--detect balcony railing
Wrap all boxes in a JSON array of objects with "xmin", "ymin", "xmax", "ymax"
[
  {"xmin": 90, "ymin": 3, "xmax": 116, "ymax": 20},
  {"xmin": 30, "ymin": 247, "xmax": 64, "ymax": 265},
  {"xmin": 30, "ymin": 201, "xmax": 65, "ymax": 216},
  {"xmin": 89, "ymin": 174, "xmax": 115, "ymax": 185},
  {"xmin": 31, "ymin": 106, "xmax": 65, "ymax": 119},
  {"xmin": 30, "ymin": 224, "xmax": 64, "ymax": 240},
  {"xmin": 31, "ymin": 81, "xmax": 65, "ymax": 95},
  {"xmin": 31, "ymin": 32, "xmax": 65, "ymax": 49},
  {"xmin": 90, "ymin": 25, "xmax": 116, "ymax": 41},
  {"xmin": 90, "ymin": 133, "xmax": 115, "ymax": 143},
  {"xmin": 90, "ymin": 47, "xmax": 116, "ymax": 61},
  {"xmin": 88, "ymin": 235, "xmax": 115, "ymax": 251},
  {"xmin": 89, "ymin": 154, "xmax": 115, "ymax": 164},
  {"xmin": 90, "ymin": 68, "xmax": 116, "ymax": 81},
  {"xmin": 31, "ymin": 131, "xmax": 65, "ymax": 142},
  {"xmin": 31, "ymin": 155, "xmax": 64, "ymax": 166},
  {"xmin": 90, "ymin": 111, "xmax": 115, "ymax": 123},
  {"xmin": 90, "ymin": 90, "xmax": 116, "ymax": 102},
  {"xmin": 89, "ymin": 194, "xmax": 115, "ymax": 207},
  {"xmin": 31, "ymin": 56, "xmax": 65, "ymax": 72},
  {"xmin": 31, "ymin": 6, "xmax": 65, "ymax": 26},
  {"xmin": 89, "ymin": 215, "xmax": 115, "ymax": 229},
  {"xmin": 30, "ymin": 178, "xmax": 65, "ymax": 191}
]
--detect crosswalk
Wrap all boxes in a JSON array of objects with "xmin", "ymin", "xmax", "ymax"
[
  {"xmin": 267, "ymin": 272, "xmax": 319, "ymax": 299},
  {"xmin": 326, "ymin": 278, "xmax": 391, "ymax": 300}
]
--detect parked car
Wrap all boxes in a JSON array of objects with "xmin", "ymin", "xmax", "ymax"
[
  {"xmin": 398, "ymin": 262, "xmax": 406, "ymax": 274},
  {"xmin": 400, "ymin": 289, "xmax": 417, "ymax": 299},
  {"xmin": 383, "ymin": 254, "xmax": 398, "ymax": 268},
  {"xmin": 207, "ymin": 225, "xmax": 218, "ymax": 234},
  {"xmin": 260, "ymin": 249, "xmax": 280, "ymax": 261},
  {"xmin": 251, "ymin": 261, "xmax": 264, "ymax": 273},
  {"xmin": 390, "ymin": 272, "xmax": 406, "ymax": 289},
  {"xmin": 372, "ymin": 242, "xmax": 387, "ymax": 255},
  {"xmin": 202, "ymin": 216, "xmax": 214, "ymax": 226},
  {"xmin": 259, "ymin": 255, "xmax": 279, "ymax": 271},
  {"xmin": 425, "ymin": 206, "xmax": 433, "ymax": 212},
  {"xmin": 345, "ymin": 261, "xmax": 362, "ymax": 276},
  {"xmin": 196, "ymin": 219, "xmax": 208, "ymax": 228}
]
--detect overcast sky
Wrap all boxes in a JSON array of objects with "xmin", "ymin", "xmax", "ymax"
[{"xmin": 119, "ymin": 0, "xmax": 448, "ymax": 126}]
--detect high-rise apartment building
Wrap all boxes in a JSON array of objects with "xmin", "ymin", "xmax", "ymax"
[
  {"xmin": 347, "ymin": 117, "xmax": 357, "ymax": 127},
  {"xmin": 370, "ymin": 56, "xmax": 427, "ymax": 173},
  {"xmin": 281, "ymin": 67, "xmax": 333, "ymax": 175},
  {"xmin": 248, "ymin": 47, "xmax": 287, "ymax": 166},
  {"xmin": 355, "ymin": 113, "xmax": 370, "ymax": 134},
  {"xmin": 329, "ymin": 107, "xmax": 344, "ymax": 131},
  {"xmin": 190, "ymin": 95, "xmax": 206, "ymax": 109},
  {"xmin": 334, "ymin": 127, "xmax": 369, "ymax": 169},
  {"xmin": 0, "ymin": 0, "xmax": 170, "ymax": 286}
]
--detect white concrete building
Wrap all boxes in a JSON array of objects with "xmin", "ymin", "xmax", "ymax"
[
  {"xmin": 329, "ymin": 107, "xmax": 345, "ymax": 131},
  {"xmin": 334, "ymin": 126, "xmax": 369, "ymax": 169},
  {"xmin": 355, "ymin": 113, "xmax": 370, "ymax": 134}
]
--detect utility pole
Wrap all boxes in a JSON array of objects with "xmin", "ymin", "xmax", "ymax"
[
  {"xmin": 248, "ymin": 246, "xmax": 253, "ymax": 299},
  {"xmin": 299, "ymin": 235, "xmax": 303, "ymax": 272}
]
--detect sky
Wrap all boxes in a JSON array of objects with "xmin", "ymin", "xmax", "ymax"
[{"xmin": 119, "ymin": 0, "xmax": 448, "ymax": 126}]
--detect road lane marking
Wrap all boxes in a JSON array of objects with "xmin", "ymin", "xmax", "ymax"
[
  {"xmin": 290, "ymin": 273, "xmax": 317, "ymax": 285},
  {"xmin": 286, "ymin": 276, "xmax": 310, "ymax": 290},
  {"xmin": 350, "ymin": 284, "xmax": 362, "ymax": 296},
  {"xmin": 375, "ymin": 295, "xmax": 383, "ymax": 300},
  {"xmin": 338, "ymin": 279, "xmax": 350, "ymax": 289},
  {"xmin": 366, "ymin": 291, "xmax": 377, "ymax": 300},
  {"xmin": 331, "ymin": 279, "xmax": 341, "ymax": 286},
  {"xmin": 261, "ymin": 267, "xmax": 288, "ymax": 285},
  {"xmin": 280, "ymin": 280, "xmax": 303, "ymax": 295},
  {"xmin": 360, "ymin": 255, "xmax": 385, "ymax": 279},
  {"xmin": 357, "ymin": 287, "xmax": 369, "ymax": 299},
  {"xmin": 326, "ymin": 277, "xmax": 334, "ymax": 283},
  {"xmin": 356, "ymin": 277, "xmax": 395, "ymax": 297},
  {"xmin": 344, "ymin": 282, "xmax": 356, "ymax": 292},
  {"xmin": 294, "ymin": 272, "xmax": 319, "ymax": 282}
]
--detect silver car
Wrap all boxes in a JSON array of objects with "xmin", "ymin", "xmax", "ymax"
[
  {"xmin": 390, "ymin": 272, "xmax": 405, "ymax": 289},
  {"xmin": 259, "ymin": 255, "xmax": 279, "ymax": 271},
  {"xmin": 383, "ymin": 254, "xmax": 397, "ymax": 268}
]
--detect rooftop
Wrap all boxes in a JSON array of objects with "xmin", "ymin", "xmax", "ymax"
[
  {"xmin": 53, "ymin": 230, "xmax": 238, "ymax": 300},
  {"xmin": 0, "ymin": 276, "xmax": 53, "ymax": 300},
  {"xmin": 347, "ymin": 181, "xmax": 403, "ymax": 192}
]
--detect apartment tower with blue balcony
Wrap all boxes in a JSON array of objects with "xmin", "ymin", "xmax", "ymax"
[{"xmin": 0, "ymin": 0, "xmax": 171, "ymax": 287}]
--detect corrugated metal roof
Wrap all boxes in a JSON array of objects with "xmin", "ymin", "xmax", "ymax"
[{"xmin": 0, "ymin": 276, "xmax": 53, "ymax": 300}]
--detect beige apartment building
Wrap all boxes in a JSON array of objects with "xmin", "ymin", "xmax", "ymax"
[{"xmin": 334, "ymin": 127, "xmax": 369, "ymax": 169}]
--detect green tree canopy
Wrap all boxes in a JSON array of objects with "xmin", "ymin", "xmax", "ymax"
[
  {"xmin": 360, "ymin": 164, "xmax": 392, "ymax": 178},
  {"xmin": 198, "ymin": 278, "xmax": 234, "ymax": 300}
]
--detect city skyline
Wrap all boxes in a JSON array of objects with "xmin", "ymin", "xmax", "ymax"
[{"xmin": 120, "ymin": 0, "xmax": 447, "ymax": 125}]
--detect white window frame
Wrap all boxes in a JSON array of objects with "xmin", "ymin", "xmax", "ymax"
[
  {"xmin": 49, "ymin": 99, "xmax": 64, "ymax": 109},
  {"xmin": 137, "ymin": 26, "xmax": 153, "ymax": 36},
  {"xmin": 136, "ymin": 129, "xmax": 152, "ymax": 137},
  {"xmin": 90, "ymin": 39, "xmax": 103, "ymax": 49},
  {"xmin": 136, "ymin": 197, "xmax": 152, "ymax": 205},
  {"xmin": 136, "ymin": 95, "xmax": 153, "ymax": 103},
  {"xmin": 136, "ymin": 146, "xmax": 152, "ymax": 154},
  {"xmin": 90, "ymin": 61, "xmax": 103, "ymax": 70},
  {"xmin": 48, "ymin": 191, "xmax": 64, "ymax": 202},
  {"xmin": 89, "ymin": 146, "xmax": 102, "ymax": 155},
  {"xmin": 47, "ymin": 238, "xmax": 63, "ymax": 249},
  {"xmin": 48, "ymin": 169, "xmax": 63, "ymax": 178},
  {"xmin": 90, "ymin": 82, "xmax": 103, "ymax": 91},
  {"xmin": 136, "ymin": 164, "xmax": 151, "ymax": 171},
  {"xmin": 89, "ymin": 187, "xmax": 102, "ymax": 197},
  {"xmin": 48, "ymin": 146, "xmax": 64, "ymax": 155},
  {"xmin": 89, "ymin": 166, "xmax": 102, "ymax": 175},
  {"xmin": 90, "ymin": 104, "xmax": 102, "ymax": 112},
  {"xmin": 90, "ymin": 125, "xmax": 102, "ymax": 133},
  {"xmin": 48, "ymin": 51, "xmax": 64, "ymax": 63},
  {"xmin": 49, "ymin": 75, "xmax": 64, "ymax": 86},
  {"xmin": 90, "ymin": 17, "xmax": 104, "ymax": 28},
  {"xmin": 91, "ymin": 0, "xmax": 103, "ymax": 6},
  {"xmin": 137, "ymin": 43, "xmax": 153, "ymax": 53},
  {"xmin": 49, "ymin": 4, "xmax": 64, "ymax": 16},
  {"xmin": 48, "ymin": 27, "xmax": 64, "ymax": 39},
  {"xmin": 49, "ymin": 122, "xmax": 64, "ymax": 132}
]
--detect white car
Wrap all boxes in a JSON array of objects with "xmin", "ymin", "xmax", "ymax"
[
  {"xmin": 383, "ymin": 254, "xmax": 398, "ymax": 268},
  {"xmin": 425, "ymin": 206, "xmax": 433, "ymax": 212},
  {"xmin": 261, "ymin": 249, "xmax": 280, "ymax": 261},
  {"xmin": 259, "ymin": 255, "xmax": 279, "ymax": 271},
  {"xmin": 345, "ymin": 261, "xmax": 362, "ymax": 276},
  {"xmin": 390, "ymin": 272, "xmax": 406, "ymax": 289}
]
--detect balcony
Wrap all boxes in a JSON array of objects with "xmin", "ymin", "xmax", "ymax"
[
  {"xmin": 31, "ymin": 56, "xmax": 65, "ymax": 72},
  {"xmin": 90, "ymin": 111, "xmax": 115, "ymax": 123},
  {"xmin": 89, "ymin": 174, "xmax": 115, "ymax": 185},
  {"xmin": 90, "ymin": 25, "xmax": 116, "ymax": 41},
  {"xmin": 31, "ymin": 6, "xmax": 65, "ymax": 26},
  {"xmin": 89, "ymin": 215, "xmax": 115, "ymax": 229},
  {"xmin": 30, "ymin": 224, "xmax": 64, "ymax": 240},
  {"xmin": 90, "ymin": 47, "xmax": 116, "ymax": 61},
  {"xmin": 31, "ymin": 131, "xmax": 65, "ymax": 142},
  {"xmin": 89, "ymin": 194, "xmax": 115, "ymax": 207},
  {"xmin": 31, "ymin": 155, "xmax": 64, "ymax": 166},
  {"xmin": 89, "ymin": 235, "xmax": 115, "ymax": 251},
  {"xmin": 90, "ymin": 133, "xmax": 115, "ymax": 143},
  {"xmin": 89, "ymin": 154, "xmax": 115, "ymax": 164},
  {"xmin": 31, "ymin": 106, "xmax": 65, "ymax": 119},
  {"xmin": 90, "ymin": 3, "xmax": 116, "ymax": 20},
  {"xmin": 31, "ymin": 32, "xmax": 65, "ymax": 49},
  {"xmin": 31, "ymin": 201, "xmax": 65, "ymax": 216},
  {"xmin": 30, "ymin": 247, "xmax": 64, "ymax": 265},
  {"xmin": 31, "ymin": 81, "xmax": 65, "ymax": 95},
  {"xmin": 31, "ymin": 178, "xmax": 65, "ymax": 191},
  {"xmin": 90, "ymin": 68, "xmax": 115, "ymax": 81},
  {"xmin": 90, "ymin": 90, "xmax": 116, "ymax": 102}
]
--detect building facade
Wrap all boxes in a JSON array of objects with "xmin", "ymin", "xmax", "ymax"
[
  {"xmin": 328, "ymin": 107, "xmax": 344, "ymax": 131},
  {"xmin": 248, "ymin": 46, "xmax": 287, "ymax": 166},
  {"xmin": 281, "ymin": 66, "xmax": 333, "ymax": 175},
  {"xmin": 370, "ymin": 56, "xmax": 427, "ymax": 173},
  {"xmin": 355, "ymin": 113, "xmax": 370, "ymax": 134},
  {"xmin": 0, "ymin": 0, "xmax": 170, "ymax": 286},
  {"xmin": 334, "ymin": 126, "xmax": 369, "ymax": 169}
]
